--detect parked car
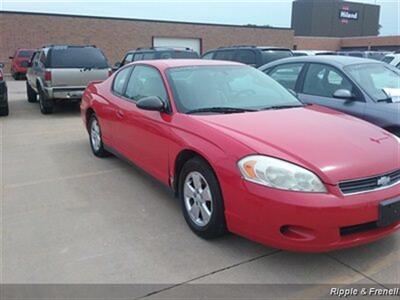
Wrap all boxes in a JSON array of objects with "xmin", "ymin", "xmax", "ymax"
[
  {"xmin": 382, "ymin": 53, "xmax": 400, "ymax": 69},
  {"xmin": 81, "ymin": 59, "xmax": 400, "ymax": 252},
  {"xmin": 202, "ymin": 45, "xmax": 293, "ymax": 67},
  {"xmin": 337, "ymin": 51, "xmax": 391, "ymax": 61},
  {"xmin": 260, "ymin": 56, "xmax": 400, "ymax": 136},
  {"xmin": 293, "ymin": 50, "xmax": 336, "ymax": 56},
  {"xmin": 0, "ymin": 63, "xmax": 9, "ymax": 116},
  {"xmin": 26, "ymin": 44, "xmax": 111, "ymax": 114},
  {"xmin": 9, "ymin": 48, "xmax": 36, "ymax": 79},
  {"xmin": 114, "ymin": 47, "xmax": 199, "ymax": 69}
]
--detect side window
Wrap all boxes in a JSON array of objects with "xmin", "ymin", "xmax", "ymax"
[
  {"xmin": 112, "ymin": 67, "xmax": 131, "ymax": 95},
  {"xmin": 268, "ymin": 63, "xmax": 304, "ymax": 90},
  {"xmin": 214, "ymin": 50, "xmax": 235, "ymax": 61},
  {"xmin": 39, "ymin": 52, "xmax": 46, "ymax": 65},
  {"xmin": 122, "ymin": 53, "xmax": 134, "ymax": 65},
  {"xmin": 235, "ymin": 50, "xmax": 257, "ymax": 65},
  {"xmin": 202, "ymin": 51, "xmax": 214, "ymax": 59},
  {"xmin": 303, "ymin": 64, "xmax": 353, "ymax": 98},
  {"xmin": 160, "ymin": 51, "xmax": 173, "ymax": 59},
  {"xmin": 142, "ymin": 53, "xmax": 155, "ymax": 60},
  {"xmin": 124, "ymin": 65, "xmax": 167, "ymax": 103},
  {"xmin": 133, "ymin": 53, "xmax": 144, "ymax": 61}
]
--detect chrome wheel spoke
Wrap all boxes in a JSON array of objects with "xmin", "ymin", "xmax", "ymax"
[
  {"xmin": 183, "ymin": 171, "xmax": 213, "ymax": 227},
  {"xmin": 199, "ymin": 203, "xmax": 211, "ymax": 224},
  {"xmin": 189, "ymin": 204, "xmax": 200, "ymax": 220},
  {"xmin": 192, "ymin": 173, "xmax": 202, "ymax": 190},
  {"xmin": 201, "ymin": 186, "xmax": 212, "ymax": 202}
]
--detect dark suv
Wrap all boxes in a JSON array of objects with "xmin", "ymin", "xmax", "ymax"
[
  {"xmin": 114, "ymin": 47, "xmax": 199, "ymax": 69},
  {"xmin": 0, "ymin": 63, "xmax": 8, "ymax": 116},
  {"xmin": 202, "ymin": 45, "xmax": 293, "ymax": 67}
]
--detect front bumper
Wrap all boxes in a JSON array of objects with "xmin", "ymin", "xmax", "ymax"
[
  {"xmin": 44, "ymin": 86, "xmax": 85, "ymax": 100},
  {"xmin": 223, "ymin": 177, "xmax": 400, "ymax": 252}
]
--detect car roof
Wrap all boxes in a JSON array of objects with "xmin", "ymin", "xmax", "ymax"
[
  {"xmin": 208, "ymin": 45, "xmax": 291, "ymax": 51},
  {"xmin": 127, "ymin": 59, "xmax": 243, "ymax": 69},
  {"xmin": 260, "ymin": 55, "xmax": 379, "ymax": 70},
  {"xmin": 126, "ymin": 47, "xmax": 195, "ymax": 53}
]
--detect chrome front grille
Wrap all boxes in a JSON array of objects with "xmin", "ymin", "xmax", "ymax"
[{"xmin": 339, "ymin": 169, "xmax": 400, "ymax": 195}]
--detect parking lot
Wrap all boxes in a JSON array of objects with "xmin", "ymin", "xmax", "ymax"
[{"xmin": 1, "ymin": 78, "xmax": 399, "ymax": 298}]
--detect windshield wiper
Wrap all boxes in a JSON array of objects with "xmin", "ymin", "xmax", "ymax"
[
  {"xmin": 258, "ymin": 104, "xmax": 304, "ymax": 111},
  {"xmin": 186, "ymin": 107, "xmax": 257, "ymax": 114}
]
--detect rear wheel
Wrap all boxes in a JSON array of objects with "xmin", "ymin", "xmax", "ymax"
[
  {"xmin": 179, "ymin": 157, "xmax": 226, "ymax": 239},
  {"xmin": 38, "ymin": 87, "xmax": 54, "ymax": 114},
  {"xmin": 26, "ymin": 81, "xmax": 37, "ymax": 103},
  {"xmin": 89, "ymin": 115, "xmax": 110, "ymax": 157}
]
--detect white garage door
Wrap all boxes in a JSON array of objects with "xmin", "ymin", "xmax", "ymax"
[{"xmin": 153, "ymin": 37, "xmax": 201, "ymax": 55}]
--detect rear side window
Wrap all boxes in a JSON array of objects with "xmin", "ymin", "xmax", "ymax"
[
  {"xmin": 268, "ymin": 63, "xmax": 304, "ymax": 90},
  {"xmin": 261, "ymin": 50, "xmax": 292, "ymax": 64},
  {"xmin": 235, "ymin": 50, "xmax": 257, "ymax": 65},
  {"xmin": 48, "ymin": 46, "xmax": 109, "ymax": 68},
  {"xmin": 18, "ymin": 50, "xmax": 34, "ymax": 58},
  {"xmin": 214, "ymin": 50, "xmax": 235, "ymax": 61},
  {"xmin": 113, "ymin": 67, "xmax": 131, "ymax": 95}
]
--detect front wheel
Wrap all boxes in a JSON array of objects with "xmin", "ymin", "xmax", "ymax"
[
  {"xmin": 179, "ymin": 157, "xmax": 226, "ymax": 239},
  {"xmin": 89, "ymin": 115, "xmax": 110, "ymax": 157}
]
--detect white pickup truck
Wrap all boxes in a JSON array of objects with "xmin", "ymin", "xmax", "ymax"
[{"xmin": 26, "ymin": 45, "xmax": 110, "ymax": 114}]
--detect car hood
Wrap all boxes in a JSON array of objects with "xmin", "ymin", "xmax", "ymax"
[{"xmin": 195, "ymin": 105, "xmax": 400, "ymax": 185}]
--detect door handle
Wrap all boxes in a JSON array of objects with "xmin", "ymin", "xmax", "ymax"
[{"xmin": 116, "ymin": 110, "xmax": 124, "ymax": 119}]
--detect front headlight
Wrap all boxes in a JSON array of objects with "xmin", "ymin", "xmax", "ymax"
[{"xmin": 238, "ymin": 155, "xmax": 327, "ymax": 193}]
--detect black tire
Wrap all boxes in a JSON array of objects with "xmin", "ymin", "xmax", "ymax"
[
  {"xmin": 0, "ymin": 104, "xmax": 9, "ymax": 116},
  {"xmin": 179, "ymin": 156, "xmax": 226, "ymax": 239},
  {"xmin": 38, "ymin": 87, "xmax": 54, "ymax": 114},
  {"xmin": 26, "ymin": 81, "xmax": 37, "ymax": 103},
  {"xmin": 88, "ymin": 114, "xmax": 110, "ymax": 158}
]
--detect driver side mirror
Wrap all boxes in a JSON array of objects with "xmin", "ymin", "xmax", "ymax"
[
  {"xmin": 136, "ymin": 96, "xmax": 165, "ymax": 112},
  {"xmin": 333, "ymin": 89, "xmax": 354, "ymax": 100}
]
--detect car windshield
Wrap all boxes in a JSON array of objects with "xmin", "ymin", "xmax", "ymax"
[
  {"xmin": 167, "ymin": 65, "xmax": 302, "ymax": 113},
  {"xmin": 18, "ymin": 50, "xmax": 34, "ymax": 58},
  {"xmin": 345, "ymin": 63, "xmax": 400, "ymax": 102},
  {"xmin": 48, "ymin": 46, "xmax": 109, "ymax": 68}
]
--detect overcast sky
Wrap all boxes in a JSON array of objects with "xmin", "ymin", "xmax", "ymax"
[{"xmin": 1, "ymin": 0, "xmax": 399, "ymax": 35}]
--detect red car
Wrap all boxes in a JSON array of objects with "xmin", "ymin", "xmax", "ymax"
[
  {"xmin": 9, "ymin": 48, "xmax": 36, "ymax": 79},
  {"xmin": 81, "ymin": 59, "xmax": 400, "ymax": 252}
]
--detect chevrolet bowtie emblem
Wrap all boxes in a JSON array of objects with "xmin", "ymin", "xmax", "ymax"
[{"xmin": 377, "ymin": 176, "xmax": 391, "ymax": 186}]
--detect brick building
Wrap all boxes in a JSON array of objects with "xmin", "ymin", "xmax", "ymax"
[{"xmin": 0, "ymin": 11, "xmax": 294, "ymax": 71}]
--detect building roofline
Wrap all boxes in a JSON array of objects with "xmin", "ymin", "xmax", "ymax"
[{"xmin": 0, "ymin": 10, "xmax": 293, "ymax": 31}]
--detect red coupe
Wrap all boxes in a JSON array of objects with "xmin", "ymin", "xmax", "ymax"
[{"xmin": 81, "ymin": 59, "xmax": 400, "ymax": 252}]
